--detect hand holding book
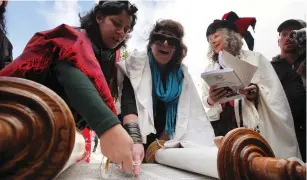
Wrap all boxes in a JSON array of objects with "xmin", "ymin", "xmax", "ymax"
[
  {"xmin": 202, "ymin": 50, "xmax": 258, "ymax": 104},
  {"xmin": 207, "ymin": 84, "xmax": 259, "ymax": 105},
  {"xmin": 207, "ymin": 85, "xmax": 231, "ymax": 105},
  {"xmin": 238, "ymin": 84, "xmax": 259, "ymax": 101},
  {"xmin": 238, "ymin": 83, "xmax": 259, "ymax": 108}
]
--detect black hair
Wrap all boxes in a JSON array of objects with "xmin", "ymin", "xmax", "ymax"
[
  {"xmin": 0, "ymin": 2, "xmax": 7, "ymax": 35},
  {"xmin": 79, "ymin": 0, "xmax": 137, "ymax": 50}
]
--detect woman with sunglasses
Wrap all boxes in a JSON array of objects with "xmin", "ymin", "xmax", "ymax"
[
  {"xmin": 0, "ymin": 1, "xmax": 13, "ymax": 70},
  {"xmin": 0, "ymin": 0, "xmax": 138, "ymax": 173},
  {"xmin": 118, "ymin": 19, "xmax": 215, "ymax": 176}
]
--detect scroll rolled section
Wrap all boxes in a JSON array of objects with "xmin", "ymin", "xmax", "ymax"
[
  {"xmin": 145, "ymin": 140, "xmax": 166, "ymax": 163},
  {"xmin": 0, "ymin": 77, "xmax": 76, "ymax": 180}
]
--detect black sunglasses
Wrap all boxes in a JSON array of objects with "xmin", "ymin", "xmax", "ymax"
[
  {"xmin": 151, "ymin": 33, "xmax": 180, "ymax": 49},
  {"xmin": 99, "ymin": 1, "xmax": 138, "ymax": 14}
]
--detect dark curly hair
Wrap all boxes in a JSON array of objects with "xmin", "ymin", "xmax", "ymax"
[
  {"xmin": 79, "ymin": 1, "xmax": 138, "ymax": 100},
  {"xmin": 0, "ymin": 2, "xmax": 7, "ymax": 35},
  {"xmin": 147, "ymin": 19, "xmax": 187, "ymax": 69},
  {"xmin": 79, "ymin": 1, "xmax": 137, "ymax": 50}
]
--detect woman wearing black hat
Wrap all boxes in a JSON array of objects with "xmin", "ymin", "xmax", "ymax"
[{"xmin": 201, "ymin": 11, "xmax": 301, "ymax": 160}]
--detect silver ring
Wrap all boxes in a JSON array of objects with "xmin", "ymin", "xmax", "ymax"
[{"xmin": 250, "ymin": 89, "xmax": 257, "ymax": 93}]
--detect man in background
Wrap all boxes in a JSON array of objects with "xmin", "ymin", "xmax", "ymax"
[{"xmin": 271, "ymin": 19, "xmax": 306, "ymax": 161}]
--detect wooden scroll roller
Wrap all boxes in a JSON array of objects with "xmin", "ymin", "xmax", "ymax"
[
  {"xmin": 145, "ymin": 140, "xmax": 166, "ymax": 163},
  {"xmin": 218, "ymin": 127, "xmax": 306, "ymax": 180},
  {"xmin": 0, "ymin": 77, "xmax": 79, "ymax": 180}
]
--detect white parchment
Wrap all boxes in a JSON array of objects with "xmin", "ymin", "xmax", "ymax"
[
  {"xmin": 155, "ymin": 147, "xmax": 219, "ymax": 178},
  {"xmin": 56, "ymin": 162, "xmax": 215, "ymax": 180}
]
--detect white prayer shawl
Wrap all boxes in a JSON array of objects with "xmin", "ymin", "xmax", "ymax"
[
  {"xmin": 201, "ymin": 50, "xmax": 301, "ymax": 159},
  {"xmin": 117, "ymin": 50, "xmax": 215, "ymax": 148}
]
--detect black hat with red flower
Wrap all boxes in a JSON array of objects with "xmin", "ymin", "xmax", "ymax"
[{"xmin": 206, "ymin": 11, "xmax": 257, "ymax": 50}]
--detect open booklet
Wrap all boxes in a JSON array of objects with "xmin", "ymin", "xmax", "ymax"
[{"xmin": 201, "ymin": 50, "xmax": 258, "ymax": 103}]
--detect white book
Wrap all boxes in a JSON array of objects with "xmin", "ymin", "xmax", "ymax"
[{"xmin": 201, "ymin": 50, "xmax": 258, "ymax": 103}]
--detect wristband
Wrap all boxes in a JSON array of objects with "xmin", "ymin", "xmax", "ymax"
[{"xmin": 123, "ymin": 122, "xmax": 143, "ymax": 144}]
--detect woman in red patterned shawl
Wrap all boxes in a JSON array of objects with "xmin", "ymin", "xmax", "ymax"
[{"xmin": 0, "ymin": 0, "xmax": 138, "ymax": 173}]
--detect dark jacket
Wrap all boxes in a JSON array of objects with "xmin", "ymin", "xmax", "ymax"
[
  {"xmin": 121, "ymin": 73, "xmax": 168, "ymax": 151},
  {"xmin": 271, "ymin": 55, "xmax": 306, "ymax": 161}
]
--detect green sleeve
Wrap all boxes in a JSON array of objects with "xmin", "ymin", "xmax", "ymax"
[{"xmin": 53, "ymin": 60, "xmax": 120, "ymax": 137}]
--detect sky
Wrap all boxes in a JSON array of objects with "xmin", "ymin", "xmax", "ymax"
[{"xmin": 5, "ymin": 0, "xmax": 307, "ymax": 90}]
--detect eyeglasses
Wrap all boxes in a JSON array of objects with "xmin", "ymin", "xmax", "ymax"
[
  {"xmin": 98, "ymin": 1, "xmax": 138, "ymax": 14},
  {"xmin": 279, "ymin": 31, "xmax": 291, "ymax": 39},
  {"xmin": 151, "ymin": 33, "xmax": 180, "ymax": 49}
]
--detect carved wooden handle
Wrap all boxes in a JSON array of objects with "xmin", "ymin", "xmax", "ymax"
[
  {"xmin": 218, "ymin": 128, "xmax": 306, "ymax": 180},
  {"xmin": 0, "ymin": 77, "xmax": 76, "ymax": 180},
  {"xmin": 251, "ymin": 157, "xmax": 306, "ymax": 180}
]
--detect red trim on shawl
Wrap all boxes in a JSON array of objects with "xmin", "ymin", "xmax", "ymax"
[
  {"xmin": 115, "ymin": 49, "xmax": 121, "ymax": 62},
  {"xmin": 77, "ymin": 128, "xmax": 92, "ymax": 163},
  {"xmin": 0, "ymin": 24, "xmax": 117, "ymax": 115},
  {"xmin": 221, "ymin": 100, "xmax": 235, "ymax": 109}
]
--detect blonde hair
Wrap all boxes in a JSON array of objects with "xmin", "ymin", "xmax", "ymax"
[{"xmin": 207, "ymin": 28, "xmax": 243, "ymax": 62}]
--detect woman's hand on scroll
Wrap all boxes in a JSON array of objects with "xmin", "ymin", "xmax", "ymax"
[
  {"xmin": 208, "ymin": 85, "xmax": 228, "ymax": 105},
  {"xmin": 99, "ymin": 124, "xmax": 134, "ymax": 173},
  {"xmin": 132, "ymin": 144, "xmax": 144, "ymax": 178}
]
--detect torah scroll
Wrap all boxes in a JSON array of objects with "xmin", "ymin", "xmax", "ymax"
[
  {"xmin": 1, "ymin": 77, "xmax": 306, "ymax": 180},
  {"xmin": 149, "ymin": 128, "xmax": 306, "ymax": 180}
]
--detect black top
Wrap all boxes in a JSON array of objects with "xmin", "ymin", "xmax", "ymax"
[
  {"xmin": 92, "ymin": 44, "xmax": 116, "ymax": 85},
  {"xmin": 271, "ymin": 56, "xmax": 306, "ymax": 130},
  {"xmin": 0, "ymin": 33, "xmax": 13, "ymax": 70},
  {"xmin": 210, "ymin": 102, "xmax": 238, "ymax": 136},
  {"xmin": 121, "ymin": 72, "xmax": 168, "ymax": 150}
]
